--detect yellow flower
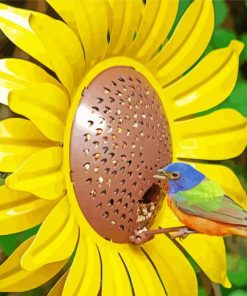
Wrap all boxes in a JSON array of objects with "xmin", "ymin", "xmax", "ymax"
[{"xmin": 0, "ymin": 0, "xmax": 246, "ymax": 295}]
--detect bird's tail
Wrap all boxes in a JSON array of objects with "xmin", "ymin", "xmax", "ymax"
[{"xmin": 230, "ymin": 226, "xmax": 247, "ymax": 238}]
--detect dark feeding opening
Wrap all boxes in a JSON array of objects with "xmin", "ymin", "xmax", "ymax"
[{"xmin": 141, "ymin": 184, "xmax": 161, "ymax": 204}]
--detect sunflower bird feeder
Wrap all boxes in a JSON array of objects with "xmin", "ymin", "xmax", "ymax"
[{"xmin": 0, "ymin": 0, "xmax": 246, "ymax": 295}]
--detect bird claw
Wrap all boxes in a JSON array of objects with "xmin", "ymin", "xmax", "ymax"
[
  {"xmin": 170, "ymin": 227, "xmax": 195, "ymax": 240},
  {"xmin": 129, "ymin": 229, "xmax": 154, "ymax": 245}
]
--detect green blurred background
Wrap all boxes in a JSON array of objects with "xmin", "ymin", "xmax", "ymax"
[{"xmin": 0, "ymin": 0, "xmax": 247, "ymax": 295}]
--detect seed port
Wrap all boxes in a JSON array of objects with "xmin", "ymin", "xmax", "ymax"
[
  {"xmin": 93, "ymin": 152, "xmax": 101, "ymax": 160},
  {"xmin": 103, "ymin": 147, "xmax": 109, "ymax": 154},
  {"xmin": 119, "ymin": 225, "xmax": 124, "ymax": 231},
  {"xmin": 84, "ymin": 133, "xmax": 91, "ymax": 142},
  {"xmin": 103, "ymin": 211, "xmax": 109, "ymax": 219},
  {"xmin": 127, "ymin": 160, "xmax": 132, "ymax": 167},
  {"xmin": 101, "ymin": 189, "xmax": 107, "ymax": 196},
  {"xmin": 101, "ymin": 158, "xmax": 107, "ymax": 164},
  {"xmin": 93, "ymin": 141, "xmax": 99, "ymax": 148},
  {"xmin": 109, "ymin": 96, "xmax": 115, "ymax": 103},
  {"xmin": 88, "ymin": 120, "xmax": 94, "ymax": 127},
  {"xmin": 120, "ymin": 167, "xmax": 126, "ymax": 174},
  {"xmin": 103, "ymin": 87, "xmax": 110, "ymax": 93},
  {"xmin": 108, "ymin": 199, "xmax": 114, "ymax": 206},
  {"xmin": 96, "ymin": 202, "xmax": 102, "ymax": 208},
  {"xmin": 113, "ymin": 189, "xmax": 120, "ymax": 194},
  {"xmin": 127, "ymin": 171, "xmax": 133, "ymax": 178},
  {"xmin": 97, "ymin": 97, "xmax": 104, "ymax": 104},
  {"xmin": 122, "ymin": 141, "xmax": 127, "ymax": 149},
  {"xmin": 90, "ymin": 189, "xmax": 97, "ymax": 197},
  {"xmin": 104, "ymin": 106, "xmax": 111, "ymax": 114},
  {"xmin": 92, "ymin": 106, "xmax": 99, "ymax": 112},
  {"xmin": 127, "ymin": 192, "xmax": 132, "ymax": 199},
  {"xmin": 83, "ymin": 148, "xmax": 89, "ymax": 155},
  {"xmin": 120, "ymin": 214, "xmax": 126, "ymax": 220},
  {"xmin": 109, "ymin": 152, "xmax": 115, "ymax": 159},
  {"xmin": 115, "ymin": 90, "xmax": 122, "ymax": 97},
  {"xmin": 118, "ymin": 76, "xmax": 126, "ymax": 82},
  {"xmin": 96, "ymin": 128, "xmax": 103, "ymax": 135},
  {"xmin": 111, "ymin": 170, "xmax": 117, "ymax": 176},
  {"xmin": 121, "ymin": 189, "xmax": 127, "ymax": 195},
  {"xmin": 120, "ymin": 179, "xmax": 126, "ymax": 186},
  {"xmin": 86, "ymin": 178, "xmax": 92, "ymax": 184},
  {"xmin": 83, "ymin": 163, "xmax": 90, "ymax": 171},
  {"xmin": 94, "ymin": 167, "xmax": 100, "ymax": 173}
]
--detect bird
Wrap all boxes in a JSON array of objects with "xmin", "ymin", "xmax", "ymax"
[{"xmin": 153, "ymin": 162, "xmax": 247, "ymax": 240}]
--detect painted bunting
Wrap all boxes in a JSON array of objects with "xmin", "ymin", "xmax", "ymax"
[{"xmin": 129, "ymin": 162, "xmax": 247, "ymax": 245}]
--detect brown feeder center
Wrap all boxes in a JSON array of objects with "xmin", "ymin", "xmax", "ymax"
[{"xmin": 70, "ymin": 66, "xmax": 172, "ymax": 243}]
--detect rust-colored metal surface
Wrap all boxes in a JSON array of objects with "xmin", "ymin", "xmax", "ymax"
[{"xmin": 70, "ymin": 66, "xmax": 172, "ymax": 243}]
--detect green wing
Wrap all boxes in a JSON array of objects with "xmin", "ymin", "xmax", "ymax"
[{"xmin": 174, "ymin": 179, "xmax": 247, "ymax": 226}]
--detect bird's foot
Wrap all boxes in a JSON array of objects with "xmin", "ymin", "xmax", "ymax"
[
  {"xmin": 170, "ymin": 227, "xmax": 196, "ymax": 240},
  {"xmin": 129, "ymin": 226, "xmax": 194, "ymax": 245}
]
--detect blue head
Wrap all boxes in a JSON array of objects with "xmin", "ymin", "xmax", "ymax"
[{"xmin": 154, "ymin": 162, "xmax": 205, "ymax": 194}]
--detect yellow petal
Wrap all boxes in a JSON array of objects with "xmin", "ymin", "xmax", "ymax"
[
  {"xmin": 186, "ymin": 161, "xmax": 247, "ymax": 209},
  {"xmin": 9, "ymin": 82, "xmax": 69, "ymax": 142},
  {"xmin": 149, "ymin": 0, "xmax": 214, "ymax": 86},
  {"xmin": 0, "ymin": 118, "xmax": 53, "ymax": 172},
  {"xmin": 45, "ymin": 0, "xmax": 78, "ymax": 34},
  {"xmin": 173, "ymin": 109, "xmax": 247, "ymax": 160},
  {"xmin": 62, "ymin": 236, "xmax": 101, "ymax": 296},
  {"xmin": 47, "ymin": 271, "xmax": 69, "ymax": 296},
  {"xmin": 0, "ymin": 185, "xmax": 57, "ymax": 235},
  {"xmin": 0, "ymin": 236, "xmax": 67, "ymax": 292},
  {"xmin": 29, "ymin": 12, "xmax": 84, "ymax": 95},
  {"xmin": 0, "ymin": 58, "xmax": 62, "ymax": 105},
  {"xmin": 21, "ymin": 197, "xmax": 78, "ymax": 271},
  {"xmin": 158, "ymin": 206, "xmax": 230, "ymax": 287},
  {"xmin": 6, "ymin": 147, "xmax": 65, "ymax": 200},
  {"xmin": 129, "ymin": 0, "xmax": 179, "ymax": 62},
  {"xmin": 107, "ymin": 0, "xmax": 142, "ymax": 56},
  {"xmin": 74, "ymin": 0, "xmax": 109, "ymax": 67},
  {"xmin": 99, "ymin": 245, "xmax": 133, "ymax": 296},
  {"xmin": 143, "ymin": 236, "xmax": 198, "ymax": 296},
  {"xmin": 119, "ymin": 248, "xmax": 169, "ymax": 295},
  {"xmin": 163, "ymin": 40, "xmax": 243, "ymax": 120},
  {"xmin": 0, "ymin": 4, "xmax": 52, "ymax": 69}
]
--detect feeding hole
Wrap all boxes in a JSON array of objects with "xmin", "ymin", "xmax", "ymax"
[
  {"xmin": 120, "ymin": 214, "xmax": 126, "ymax": 220},
  {"xmin": 103, "ymin": 87, "xmax": 110, "ymax": 93},
  {"xmin": 83, "ymin": 163, "xmax": 90, "ymax": 171},
  {"xmin": 84, "ymin": 133, "xmax": 91, "ymax": 142},
  {"xmin": 90, "ymin": 189, "xmax": 97, "ymax": 197},
  {"xmin": 96, "ymin": 128, "xmax": 103, "ymax": 135},
  {"xmin": 141, "ymin": 184, "xmax": 161, "ymax": 204},
  {"xmin": 118, "ymin": 76, "xmax": 125, "ymax": 82},
  {"xmin": 92, "ymin": 106, "xmax": 99, "ymax": 112},
  {"xmin": 93, "ymin": 153, "xmax": 101, "ymax": 160},
  {"xmin": 119, "ymin": 225, "xmax": 125, "ymax": 231},
  {"xmin": 108, "ymin": 199, "xmax": 114, "ymax": 207},
  {"xmin": 88, "ymin": 120, "xmax": 94, "ymax": 127},
  {"xmin": 97, "ymin": 97, "xmax": 104, "ymax": 104},
  {"xmin": 103, "ymin": 211, "xmax": 109, "ymax": 219}
]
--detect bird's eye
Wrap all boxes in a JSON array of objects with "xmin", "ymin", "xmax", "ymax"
[{"xmin": 171, "ymin": 172, "xmax": 180, "ymax": 179}]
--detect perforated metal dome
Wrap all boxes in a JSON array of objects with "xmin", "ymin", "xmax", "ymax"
[{"xmin": 70, "ymin": 66, "xmax": 172, "ymax": 243}]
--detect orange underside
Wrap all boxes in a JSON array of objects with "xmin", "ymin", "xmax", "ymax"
[{"xmin": 171, "ymin": 203, "xmax": 247, "ymax": 237}]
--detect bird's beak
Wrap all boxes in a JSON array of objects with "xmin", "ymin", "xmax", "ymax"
[{"xmin": 153, "ymin": 170, "xmax": 170, "ymax": 180}]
